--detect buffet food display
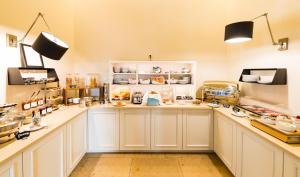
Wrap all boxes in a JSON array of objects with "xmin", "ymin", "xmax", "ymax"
[{"xmin": 109, "ymin": 61, "xmax": 196, "ymax": 104}]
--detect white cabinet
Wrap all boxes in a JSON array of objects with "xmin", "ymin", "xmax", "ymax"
[
  {"xmin": 88, "ymin": 109, "xmax": 119, "ymax": 152},
  {"xmin": 66, "ymin": 112, "xmax": 87, "ymax": 176},
  {"xmin": 284, "ymin": 153, "xmax": 300, "ymax": 177},
  {"xmin": 0, "ymin": 155, "xmax": 22, "ymax": 177},
  {"xmin": 214, "ymin": 111, "xmax": 237, "ymax": 175},
  {"xmin": 120, "ymin": 109, "xmax": 151, "ymax": 150},
  {"xmin": 183, "ymin": 109, "xmax": 213, "ymax": 150},
  {"xmin": 23, "ymin": 126, "xmax": 66, "ymax": 177},
  {"xmin": 151, "ymin": 109, "xmax": 182, "ymax": 150},
  {"xmin": 236, "ymin": 125, "xmax": 283, "ymax": 177}
]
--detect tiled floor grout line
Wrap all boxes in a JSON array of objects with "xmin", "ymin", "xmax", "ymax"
[
  {"xmin": 128, "ymin": 157, "xmax": 133, "ymax": 177},
  {"xmin": 177, "ymin": 157, "xmax": 185, "ymax": 177}
]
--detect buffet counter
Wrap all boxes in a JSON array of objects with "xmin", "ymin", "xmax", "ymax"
[
  {"xmin": 2, "ymin": 102, "xmax": 300, "ymax": 177},
  {"xmin": 0, "ymin": 105, "xmax": 87, "ymax": 164},
  {"xmin": 214, "ymin": 107, "xmax": 300, "ymax": 159}
]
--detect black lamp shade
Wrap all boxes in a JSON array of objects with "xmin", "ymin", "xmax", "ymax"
[
  {"xmin": 32, "ymin": 32, "xmax": 69, "ymax": 60},
  {"xmin": 224, "ymin": 21, "xmax": 254, "ymax": 43}
]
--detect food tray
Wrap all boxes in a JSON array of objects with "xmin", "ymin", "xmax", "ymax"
[{"xmin": 251, "ymin": 119, "xmax": 300, "ymax": 144}]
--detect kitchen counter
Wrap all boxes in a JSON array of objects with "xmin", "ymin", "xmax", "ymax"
[
  {"xmin": 214, "ymin": 107, "xmax": 300, "ymax": 159},
  {"xmin": 0, "ymin": 105, "xmax": 87, "ymax": 164},
  {"xmin": 2, "ymin": 102, "xmax": 300, "ymax": 165}
]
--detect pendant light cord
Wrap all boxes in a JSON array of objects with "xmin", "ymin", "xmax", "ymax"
[
  {"xmin": 19, "ymin": 12, "xmax": 52, "ymax": 42},
  {"xmin": 251, "ymin": 13, "xmax": 278, "ymax": 45}
]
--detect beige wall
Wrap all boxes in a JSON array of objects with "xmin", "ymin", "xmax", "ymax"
[
  {"xmin": 73, "ymin": 0, "xmax": 230, "ymax": 85},
  {"xmin": 0, "ymin": 0, "xmax": 75, "ymax": 104},
  {"xmin": 1, "ymin": 0, "xmax": 299, "ymax": 115},
  {"xmin": 225, "ymin": 0, "xmax": 300, "ymax": 115}
]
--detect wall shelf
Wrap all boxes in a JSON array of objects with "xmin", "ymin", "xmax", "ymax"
[
  {"xmin": 7, "ymin": 67, "xmax": 59, "ymax": 85},
  {"xmin": 109, "ymin": 60, "xmax": 197, "ymax": 102},
  {"xmin": 239, "ymin": 68, "xmax": 287, "ymax": 85}
]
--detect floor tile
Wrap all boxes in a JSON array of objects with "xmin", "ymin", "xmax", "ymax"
[
  {"xmin": 71, "ymin": 153, "xmax": 233, "ymax": 177},
  {"xmin": 130, "ymin": 158, "xmax": 182, "ymax": 177},
  {"xmin": 178, "ymin": 154, "xmax": 233, "ymax": 177}
]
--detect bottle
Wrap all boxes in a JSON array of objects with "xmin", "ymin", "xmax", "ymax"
[{"xmin": 32, "ymin": 111, "xmax": 42, "ymax": 126}]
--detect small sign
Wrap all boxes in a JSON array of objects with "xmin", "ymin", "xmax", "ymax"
[{"xmin": 15, "ymin": 131, "xmax": 30, "ymax": 140}]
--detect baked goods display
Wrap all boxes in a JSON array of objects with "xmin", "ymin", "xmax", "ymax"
[
  {"xmin": 151, "ymin": 76, "xmax": 165, "ymax": 85},
  {"xmin": 112, "ymin": 90, "xmax": 130, "ymax": 101}
]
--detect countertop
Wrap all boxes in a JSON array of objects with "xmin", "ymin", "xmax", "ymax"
[
  {"xmin": 2, "ymin": 103, "xmax": 300, "ymax": 165},
  {"xmin": 214, "ymin": 107, "xmax": 300, "ymax": 159},
  {"xmin": 0, "ymin": 105, "xmax": 87, "ymax": 164}
]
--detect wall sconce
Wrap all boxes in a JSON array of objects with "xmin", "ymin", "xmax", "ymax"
[
  {"xmin": 19, "ymin": 12, "xmax": 69, "ymax": 60},
  {"xmin": 224, "ymin": 13, "xmax": 289, "ymax": 51}
]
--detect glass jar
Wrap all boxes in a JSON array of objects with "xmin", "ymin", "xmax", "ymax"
[
  {"xmin": 87, "ymin": 73, "xmax": 99, "ymax": 88},
  {"xmin": 73, "ymin": 73, "xmax": 80, "ymax": 88},
  {"xmin": 66, "ymin": 73, "xmax": 73, "ymax": 88}
]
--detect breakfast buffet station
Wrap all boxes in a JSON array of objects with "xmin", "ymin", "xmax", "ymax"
[{"xmin": 1, "ymin": 60, "xmax": 300, "ymax": 177}]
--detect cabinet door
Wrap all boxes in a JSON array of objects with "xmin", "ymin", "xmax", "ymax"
[
  {"xmin": 23, "ymin": 126, "xmax": 66, "ymax": 177},
  {"xmin": 236, "ymin": 125, "xmax": 283, "ymax": 177},
  {"xmin": 151, "ymin": 109, "xmax": 182, "ymax": 150},
  {"xmin": 284, "ymin": 153, "xmax": 300, "ymax": 177},
  {"xmin": 66, "ymin": 112, "xmax": 87, "ymax": 176},
  {"xmin": 120, "ymin": 109, "xmax": 150, "ymax": 150},
  {"xmin": 214, "ymin": 111, "xmax": 236, "ymax": 175},
  {"xmin": 88, "ymin": 109, "xmax": 119, "ymax": 152},
  {"xmin": 0, "ymin": 155, "xmax": 22, "ymax": 177},
  {"xmin": 183, "ymin": 109, "xmax": 213, "ymax": 150}
]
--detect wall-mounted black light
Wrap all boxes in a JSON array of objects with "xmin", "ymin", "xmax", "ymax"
[
  {"xmin": 224, "ymin": 13, "xmax": 289, "ymax": 51},
  {"xmin": 19, "ymin": 12, "xmax": 69, "ymax": 61}
]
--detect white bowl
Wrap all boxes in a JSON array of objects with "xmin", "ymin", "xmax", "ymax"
[
  {"xmin": 242, "ymin": 75, "xmax": 259, "ymax": 82},
  {"xmin": 276, "ymin": 121, "xmax": 297, "ymax": 132},
  {"xmin": 139, "ymin": 79, "xmax": 150, "ymax": 85},
  {"xmin": 258, "ymin": 76, "xmax": 273, "ymax": 84}
]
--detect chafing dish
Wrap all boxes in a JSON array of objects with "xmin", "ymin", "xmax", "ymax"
[
  {"xmin": 200, "ymin": 81, "xmax": 239, "ymax": 105},
  {"xmin": 0, "ymin": 103, "xmax": 23, "ymax": 144}
]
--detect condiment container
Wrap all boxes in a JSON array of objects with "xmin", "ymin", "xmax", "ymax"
[
  {"xmin": 46, "ymin": 106, "xmax": 53, "ymax": 114},
  {"xmin": 30, "ymin": 100, "xmax": 38, "ymax": 108},
  {"xmin": 72, "ymin": 98, "xmax": 81, "ymax": 104},
  {"xmin": 22, "ymin": 101, "xmax": 31, "ymax": 110},
  {"xmin": 67, "ymin": 98, "xmax": 73, "ymax": 104},
  {"xmin": 39, "ymin": 107, "xmax": 47, "ymax": 116},
  {"xmin": 38, "ymin": 98, "xmax": 45, "ymax": 106}
]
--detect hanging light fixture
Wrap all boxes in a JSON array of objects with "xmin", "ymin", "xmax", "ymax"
[
  {"xmin": 19, "ymin": 12, "xmax": 69, "ymax": 60},
  {"xmin": 224, "ymin": 13, "xmax": 289, "ymax": 51}
]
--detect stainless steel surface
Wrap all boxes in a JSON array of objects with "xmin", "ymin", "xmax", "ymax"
[
  {"xmin": 0, "ymin": 121, "xmax": 19, "ymax": 138},
  {"xmin": 200, "ymin": 81, "xmax": 239, "ymax": 104}
]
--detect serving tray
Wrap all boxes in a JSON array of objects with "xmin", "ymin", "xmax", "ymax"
[{"xmin": 251, "ymin": 119, "xmax": 300, "ymax": 144}]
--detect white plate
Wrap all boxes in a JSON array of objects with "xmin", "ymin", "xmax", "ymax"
[
  {"xmin": 231, "ymin": 111, "xmax": 248, "ymax": 118},
  {"xmin": 208, "ymin": 103, "xmax": 220, "ymax": 108},
  {"xmin": 25, "ymin": 123, "xmax": 47, "ymax": 132}
]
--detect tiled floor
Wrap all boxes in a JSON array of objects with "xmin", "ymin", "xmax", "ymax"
[{"xmin": 70, "ymin": 153, "xmax": 234, "ymax": 177}]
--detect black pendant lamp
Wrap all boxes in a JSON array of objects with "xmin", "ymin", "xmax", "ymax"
[
  {"xmin": 32, "ymin": 32, "xmax": 68, "ymax": 60},
  {"xmin": 20, "ymin": 12, "xmax": 69, "ymax": 60},
  {"xmin": 224, "ymin": 13, "xmax": 289, "ymax": 51},
  {"xmin": 224, "ymin": 21, "xmax": 254, "ymax": 43}
]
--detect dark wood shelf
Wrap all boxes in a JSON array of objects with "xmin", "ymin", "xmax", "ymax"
[
  {"xmin": 239, "ymin": 68, "xmax": 287, "ymax": 85},
  {"xmin": 7, "ymin": 67, "xmax": 59, "ymax": 85}
]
